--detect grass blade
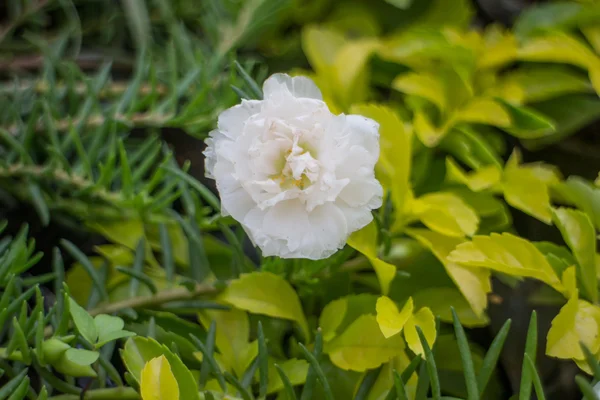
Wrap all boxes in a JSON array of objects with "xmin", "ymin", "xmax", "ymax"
[
  {"xmin": 478, "ymin": 318, "xmax": 511, "ymax": 393},
  {"xmin": 519, "ymin": 311, "xmax": 537, "ymax": 400},
  {"xmin": 451, "ymin": 308, "xmax": 479, "ymax": 400}
]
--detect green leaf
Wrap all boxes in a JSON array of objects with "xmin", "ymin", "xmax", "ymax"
[
  {"xmin": 517, "ymin": 31, "xmax": 600, "ymax": 95},
  {"xmin": 502, "ymin": 152, "xmax": 554, "ymax": 224},
  {"xmin": 413, "ymin": 287, "xmax": 489, "ymax": 327},
  {"xmin": 552, "ymin": 208, "xmax": 598, "ymax": 303},
  {"xmin": 325, "ymin": 315, "xmax": 405, "ymax": 372},
  {"xmin": 219, "ymin": 272, "xmax": 310, "ymax": 340},
  {"xmin": 413, "ymin": 192, "xmax": 479, "ymax": 237},
  {"xmin": 392, "ymin": 72, "xmax": 446, "ymax": 112},
  {"xmin": 375, "ymin": 296, "xmax": 414, "ymax": 338},
  {"xmin": 445, "ymin": 159, "xmax": 501, "ymax": 192},
  {"xmin": 495, "ymin": 66, "xmax": 593, "ymax": 104},
  {"xmin": 448, "ymin": 232, "xmax": 564, "ymax": 292},
  {"xmin": 140, "ymin": 355, "xmax": 180, "ymax": 400},
  {"xmin": 385, "ymin": 0, "xmax": 413, "ymax": 9},
  {"xmin": 69, "ymin": 298, "xmax": 98, "ymax": 344},
  {"xmin": 553, "ymin": 177, "xmax": 600, "ymax": 231},
  {"xmin": 267, "ymin": 359, "xmax": 309, "ymax": 394},
  {"xmin": 319, "ymin": 297, "xmax": 347, "ymax": 342},
  {"xmin": 122, "ymin": 336, "xmax": 200, "ymax": 400},
  {"xmin": 514, "ymin": 2, "xmax": 600, "ymax": 39},
  {"xmin": 198, "ymin": 309, "xmax": 257, "ymax": 377},
  {"xmin": 348, "ymin": 222, "xmax": 397, "ymax": 295},
  {"xmin": 64, "ymin": 348, "xmax": 100, "ymax": 366},
  {"xmin": 454, "ymin": 98, "xmax": 511, "ymax": 128},
  {"xmin": 404, "ymin": 307, "xmax": 437, "ymax": 357},
  {"xmin": 497, "ymin": 99, "xmax": 556, "ymax": 139}
]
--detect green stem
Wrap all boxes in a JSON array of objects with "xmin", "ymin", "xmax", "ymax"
[
  {"xmin": 48, "ymin": 388, "xmax": 140, "ymax": 400},
  {"xmin": 88, "ymin": 282, "xmax": 219, "ymax": 316}
]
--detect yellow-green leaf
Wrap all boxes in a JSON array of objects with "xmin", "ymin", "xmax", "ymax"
[
  {"xmin": 198, "ymin": 309, "xmax": 258, "ymax": 376},
  {"xmin": 547, "ymin": 297, "xmax": 600, "ymax": 360},
  {"xmin": 406, "ymin": 228, "xmax": 491, "ymax": 318},
  {"xmin": 445, "ymin": 158, "xmax": 502, "ymax": 192},
  {"xmin": 375, "ymin": 296, "xmax": 414, "ymax": 338},
  {"xmin": 392, "ymin": 72, "xmax": 446, "ymax": 111},
  {"xmin": 552, "ymin": 208, "xmax": 598, "ymax": 303},
  {"xmin": 302, "ymin": 25, "xmax": 345, "ymax": 75},
  {"xmin": 454, "ymin": 98, "xmax": 511, "ymax": 128},
  {"xmin": 448, "ymin": 232, "xmax": 564, "ymax": 292},
  {"xmin": 478, "ymin": 25, "xmax": 518, "ymax": 70},
  {"xmin": 502, "ymin": 151, "xmax": 553, "ymax": 224},
  {"xmin": 517, "ymin": 31, "xmax": 600, "ymax": 95},
  {"xmin": 219, "ymin": 272, "xmax": 309, "ymax": 340},
  {"xmin": 325, "ymin": 315, "xmax": 405, "ymax": 372},
  {"xmin": 267, "ymin": 358, "xmax": 309, "ymax": 394},
  {"xmin": 319, "ymin": 297, "xmax": 347, "ymax": 342},
  {"xmin": 413, "ymin": 287, "xmax": 489, "ymax": 327},
  {"xmin": 140, "ymin": 356, "xmax": 180, "ymax": 400},
  {"xmin": 403, "ymin": 307, "xmax": 437, "ymax": 357},
  {"xmin": 333, "ymin": 39, "xmax": 379, "ymax": 108},
  {"xmin": 413, "ymin": 192, "xmax": 479, "ymax": 237},
  {"xmin": 414, "ymin": 110, "xmax": 445, "ymax": 148},
  {"xmin": 348, "ymin": 222, "xmax": 397, "ymax": 295}
]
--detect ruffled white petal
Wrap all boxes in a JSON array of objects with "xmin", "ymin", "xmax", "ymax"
[
  {"xmin": 263, "ymin": 73, "xmax": 323, "ymax": 100},
  {"xmin": 204, "ymin": 73, "xmax": 383, "ymax": 260}
]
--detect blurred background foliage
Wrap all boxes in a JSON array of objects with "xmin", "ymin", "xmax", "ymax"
[{"xmin": 0, "ymin": 0, "xmax": 600, "ymax": 399}]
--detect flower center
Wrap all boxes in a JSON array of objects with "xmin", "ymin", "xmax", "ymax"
[{"xmin": 273, "ymin": 142, "xmax": 320, "ymax": 190}]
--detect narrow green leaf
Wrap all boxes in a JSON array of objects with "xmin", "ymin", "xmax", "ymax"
[
  {"xmin": 401, "ymin": 356, "xmax": 421, "ymax": 383},
  {"xmin": 0, "ymin": 369, "xmax": 28, "ymax": 400},
  {"xmin": 576, "ymin": 375, "xmax": 600, "ymax": 400},
  {"xmin": 275, "ymin": 363, "xmax": 298, "ymax": 400},
  {"xmin": 6, "ymin": 375, "xmax": 29, "ymax": 400},
  {"xmin": 390, "ymin": 369, "xmax": 409, "ymax": 400},
  {"xmin": 28, "ymin": 183, "xmax": 50, "ymax": 226},
  {"xmin": 478, "ymin": 319, "xmax": 511, "ymax": 392},
  {"xmin": 118, "ymin": 139, "xmax": 133, "ymax": 198},
  {"xmin": 524, "ymin": 354, "xmax": 546, "ymax": 400},
  {"xmin": 189, "ymin": 334, "xmax": 226, "ymax": 391},
  {"xmin": 519, "ymin": 312, "xmax": 537, "ymax": 400},
  {"xmin": 199, "ymin": 320, "xmax": 216, "ymax": 388},
  {"xmin": 451, "ymin": 308, "xmax": 479, "ymax": 400},
  {"xmin": 355, "ymin": 367, "xmax": 381, "ymax": 400},
  {"xmin": 116, "ymin": 267, "xmax": 157, "ymax": 294},
  {"xmin": 417, "ymin": 326, "xmax": 440, "ymax": 400},
  {"xmin": 257, "ymin": 321, "xmax": 269, "ymax": 398},
  {"xmin": 223, "ymin": 372, "xmax": 253, "ymax": 400},
  {"xmin": 582, "ymin": 343, "xmax": 600, "ymax": 383},
  {"xmin": 158, "ymin": 223, "xmax": 175, "ymax": 283},
  {"xmin": 163, "ymin": 166, "xmax": 220, "ymax": 210},
  {"xmin": 300, "ymin": 331, "xmax": 323, "ymax": 400},
  {"xmin": 128, "ymin": 238, "xmax": 146, "ymax": 298},
  {"xmin": 415, "ymin": 356, "xmax": 430, "ymax": 400},
  {"xmin": 299, "ymin": 343, "xmax": 334, "ymax": 400},
  {"xmin": 61, "ymin": 239, "xmax": 108, "ymax": 300},
  {"xmin": 234, "ymin": 60, "xmax": 263, "ymax": 99}
]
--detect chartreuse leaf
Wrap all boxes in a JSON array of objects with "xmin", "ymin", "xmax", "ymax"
[
  {"xmin": 325, "ymin": 315, "xmax": 405, "ymax": 372},
  {"xmin": 198, "ymin": 309, "xmax": 258, "ymax": 377},
  {"xmin": 502, "ymin": 151, "xmax": 554, "ymax": 224},
  {"xmin": 140, "ymin": 356, "xmax": 180, "ymax": 400},
  {"xmin": 121, "ymin": 337, "xmax": 200, "ymax": 400},
  {"xmin": 547, "ymin": 268, "xmax": 600, "ymax": 362},
  {"xmin": 478, "ymin": 25, "xmax": 518, "ymax": 70},
  {"xmin": 453, "ymin": 98, "xmax": 511, "ymax": 128},
  {"xmin": 407, "ymin": 229, "xmax": 491, "ymax": 319},
  {"xmin": 376, "ymin": 296, "xmax": 413, "ymax": 338},
  {"xmin": 413, "ymin": 287, "xmax": 489, "ymax": 327},
  {"xmin": 392, "ymin": 72, "xmax": 446, "ymax": 112},
  {"xmin": 349, "ymin": 104, "xmax": 413, "ymax": 230},
  {"xmin": 412, "ymin": 192, "xmax": 479, "ymax": 237},
  {"xmin": 517, "ymin": 31, "xmax": 600, "ymax": 95},
  {"xmin": 319, "ymin": 297, "xmax": 347, "ymax": 342},
  {"xmin": 219, "ymin": 272, "xmax": 310, "ymax": 340},
  {"xmin": 445, "ymin": 158, "xmax": 501, "ymax": 192},
  {"xmin": 448, "ymin": 232, "xmax": 564, "ymax": 293},
  {"xmin": 403, "ymin": 308, "xmax": 436, "ymax": 357},
  {"xmin": 554, "ymin": 177, "xmax": 600, "ymax": 231},
  {"xmin": 348, "ymin": 221, "xmax": 396, "ymax": 295},
  {"xmin": 498, "ymin": 99, "xmax": 556, "ymax": 139},
  {"xmin": 552, "ymin": 208, "xmax": 598, "ymax": 303}
]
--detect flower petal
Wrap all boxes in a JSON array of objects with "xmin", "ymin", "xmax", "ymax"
[
  {"xmin": 263, "ymin": 73, "xmax": 323, "ymax": 100},
  {"xmin": 217, "ymin": 100, "xmax": 262, "ymax": 138}
]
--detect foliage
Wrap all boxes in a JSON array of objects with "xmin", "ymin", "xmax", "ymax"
[{"xmin": 0, "ymin": 0, "xmax": 600, "ymax": 399}]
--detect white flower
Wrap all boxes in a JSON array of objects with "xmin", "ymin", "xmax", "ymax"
[{"xmin": 204, "ymin": 73, "xmax": 383, "ymax": 260}]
